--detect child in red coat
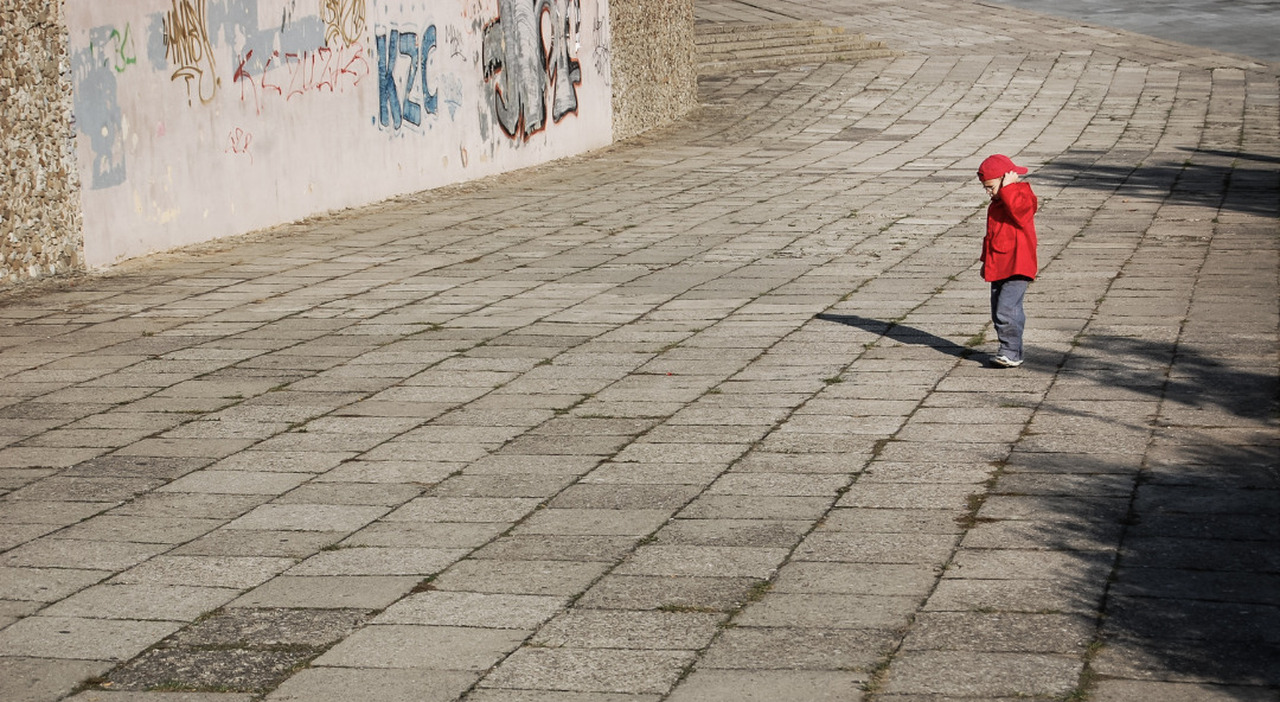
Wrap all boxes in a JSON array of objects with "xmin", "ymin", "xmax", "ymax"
[{"xmin": 978, "ymin": 154, "xmax": 1038, "ymax": 368}]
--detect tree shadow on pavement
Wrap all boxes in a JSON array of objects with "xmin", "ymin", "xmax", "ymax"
[
  {"xmin": 998, "ymin": 439, "xmax": 1280, "ymax": 697},
  {"xmin": 1034, "ymin": 150, "xmax": 1280, "ymax": 217},
  {"xmin": 1071, "ymin": 334, "xmax": 1279, "ymax": 421},
  {"xmin": 818, "ymin": 312, "xmax": 1279, "ymax": 695},
  {"xmin": 993, "ymin": 331, "xmax": 1279, "ymax": 698},
  {"xmin": 815, "ymin": 314, "xmax": 974, "ymax": 359}
]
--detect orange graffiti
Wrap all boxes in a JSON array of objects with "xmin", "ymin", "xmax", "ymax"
[
  {"xmin": 163, "ymin": 0, "xmax": 217, "ymax": 105},
  {"xmin": 322, "ymin": 0, "xmax": 367, "ymax": 48}
]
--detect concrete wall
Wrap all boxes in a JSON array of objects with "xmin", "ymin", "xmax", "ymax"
[
  {"xmin": 1, "ymin": 0, "xmax": 84, "ymax": 284},
  {"xmin": 1, "ymin": 0, "xmax": 697, "ymax": 286},
  {"xmin": 66, "ymin": 0, "xmax": 615, "ymax": 268}
]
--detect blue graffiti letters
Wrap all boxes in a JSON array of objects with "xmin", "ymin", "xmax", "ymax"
[
  {"xmin": 398, "ymin": 31, "xmax": 420, "ymax": 124},
  {"xmin": 422, "ymin": 26, "xmax": 439, "ymax": 116},
  {"xmin": 376, "ymin": 32, "xmax": 398, "ymax": 127},
  {"xmin": 376, "ymin": 25, "xmax": 438, "ymax": 130}
]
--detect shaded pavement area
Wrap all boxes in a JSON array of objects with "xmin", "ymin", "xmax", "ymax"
[
  {"xmin": 2, "ymin": 0, "xmax": 1277, "ymax": 700},
  {"xmin": 990, "ymin": 0, "xmax": 1280, "ymax": 65}
]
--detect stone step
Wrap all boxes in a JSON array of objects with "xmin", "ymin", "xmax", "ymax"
[
  {"xmin": 696, "ymin": 20, "xmax": 831, "ymax": 43},
  {"xmin": 696, "ymin": 24, "xmax": 867, "ymax": 46},
  {"xmin": 699, "ymin": 47, "xmax": 897, "ymax": 75},
  {"xmin": 695, "ymin": 20, "xmax": 893, "ymax": 75},
  {"xmin": 697, "ymin": 34, "xmax": 880, "ymax": 58}
]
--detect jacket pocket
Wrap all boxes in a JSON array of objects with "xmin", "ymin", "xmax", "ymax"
[{"xmin": 989, "ymin": 230, "xmax": 1016, "ymax": 254}]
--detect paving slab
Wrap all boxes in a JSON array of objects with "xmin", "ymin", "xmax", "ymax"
[
  {"xmin": 67, "ymin": 690, "xmax": 255, "ymax": 702},
  {"xmin": 376, "ymin": 591, "xmax": 567, "ymax": 629},
  {"xmin": 530, "ymin": 610, "xmax": 725, "ymax": 650},
  {"xmin": 312, "ymin": 625, "xmax": 527, "ymax": 670},
  {"xmin": 109, "ymin": 556, "xmax": 294, "ymax": 589},
  {"xmin": 771, "ymin": 562, "xmax": 939, "ymax": 597},
  {"xmin": 653, "ymin": 518, "xmax": 810, "ymax": 548},
  {"xmin": 228, "ymin": 575, "xmax": 421, "ymax": 609},
  {"xmin": 465, "ymin": 692, "xmax": 659, "ymax": 702},
  {"xmin": 430, "ymin": 559, "xmax": 613, "ymax": 596},
  {"xmin": 880, "ymin": 650, "xmax": 1082, "ymax": 697},
  {"xmin": 382, "ymin": 497, "xmax": 539, "ymax": 524},
  {"xmin": 575, "ymin": 575, "xmax": 764, "ymax": 612},
  {"xmin": 222, "ymin": 504, "xmax": 389, "ymax": 532},
  {"xmin": 264, "ymin": 668, "xmax": 478, "ymax": 702},
  {"xmin": 104, "ymin": 647, "xmax": 316, "ymax": 693},
  {"xmin": 665, "ymin": 670, "xmax": 867, "ymax": 702},
  {"xmin": 106, "ymin": 493, "xmax": 267, "ymax": 520},
  {"xmin": 925, "ymin": 577, "xmax": 1105, "ymax": 615},
  {"xmin": 169, "ymin": 529, "xmax": 346, "ymax": 557},
  {"xmin": 613, "ymin": 545, "xmax": 790, "ymax": 579},
  {"xmin": 0, "ymin": 566, "xmax": 110, "ymax": 602},
  {"xmin": 3, "ymin": 540, "xmax": 171, "ymax": 572},
  {"xmin": 173, "ymin": 607, "xmax": 373, "ymax": 649},
  {"xmin": 285, "ymin": 546, "xmax": 467, "ymax": 577},
  {"xmin": 734, "ymin": 592, "xmax": 920, "ymax": 630},
  {"xmin": 478, "ymin": 648, "xmax": 696, "ymax": 695},
  {"xmin": 1091, "ymin": 637, "xmax": 1280, "ymax": 685},
  {"xmin": 0, "ymin": 500, "xmax": 109, "ymax": 525},
  {"xmin": 41, "ymin": 584, "xmax": 240, "ymax": 622},
  {"xmin": 794, "ymin": 531, "xmax": 958, "ymax": 564},
  {"xmin": 698, "ymin": 625, "xmax": 896, "ymax": 671},
  {"xmin": 0, "ymin": 657, "xmax": 114, "ymax": 702},
  {"xmin": 547, "ymin": 484, "xmax": 703, "ymax": 511},
  {"xmin": 0, "ymin": 616, "xmax": 181, "ymax": 661},
  {"xmin": 901, "ymin": 611, "xmax": 1095, "ymax": 654},
  {"xmin": 1091, "ymin": 680, "xmax": 1280, "ymax": 702}
]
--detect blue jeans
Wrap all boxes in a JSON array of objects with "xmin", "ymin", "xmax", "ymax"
[{"xmin": 990, "ymin": 276, "xmax": 1030, "ymax": 362}]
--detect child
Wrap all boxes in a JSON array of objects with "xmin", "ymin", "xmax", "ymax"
[{"xmin": 977, "ymin": 154, "xmax": 1038, "ymax": 368}]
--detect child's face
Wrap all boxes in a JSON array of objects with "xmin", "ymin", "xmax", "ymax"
[{"xmin": 982, "ymin": 177, "xmax": 1002, "ymax": 198}]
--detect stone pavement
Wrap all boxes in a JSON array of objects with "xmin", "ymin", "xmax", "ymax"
[
  {"xmin": 986, "ymin": 0, "xmax": 1280, "ymax": 65},
  {"xmin": 1, "ymin": 0, "xmax": 1277, "ymax": 700}
]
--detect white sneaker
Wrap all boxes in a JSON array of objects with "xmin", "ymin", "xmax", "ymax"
[{"xmin": 991, "ymin": 355, "xmax": 1024, "ymax": 368}]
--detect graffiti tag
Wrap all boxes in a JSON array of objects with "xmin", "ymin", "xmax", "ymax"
[
  {"xmin": 162, "ymin": 0, "xmax": 218, "ymax": 105},
  {"xmin": 233, "ymin": 44, "xmax": 370, "ymax": 115},
  {"xmin": 445, "ymin": 25, "xmax": 465, "ymax": 59},
  {"xmin": 225, "ymin": 127, "xmax": 254, "ymax": 163},
  {"xmin": 322, "ymin": 0, "xmax": 367, "ymax": 48},
  {"xmin": 103, "ymin": 24, "xmax": 138, "ymax": 73},
  {"xmin": 592, "ymin": 7, "xmax": 611, "ymax": 86},
  {"xmin": 375, "ymin": 26, "xmax": 438, "ymax": 130}
]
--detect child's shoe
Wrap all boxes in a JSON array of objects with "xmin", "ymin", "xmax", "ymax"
[{"xmin": 990, "ymin": 354, "xmax": 1024, "ymax": 368}]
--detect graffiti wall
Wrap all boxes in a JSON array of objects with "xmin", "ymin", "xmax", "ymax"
[{"xmin": 65, "ymin": 0, "xmax": 613, "ymax": 267}]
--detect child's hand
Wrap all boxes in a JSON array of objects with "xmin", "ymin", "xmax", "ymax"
[{"xmin": 1002, "ymin": 171, "xmax": 1020, "ymax": 187}]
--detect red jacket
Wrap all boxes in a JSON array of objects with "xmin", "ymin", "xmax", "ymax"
[{"xmin": 981, "ymin": 181, "xmax": 1038, "ymax": 282}]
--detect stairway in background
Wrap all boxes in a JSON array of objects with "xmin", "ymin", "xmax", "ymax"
[{"xmin": 696, "ymin": 20, "xmax": 895, "ymax": 74}]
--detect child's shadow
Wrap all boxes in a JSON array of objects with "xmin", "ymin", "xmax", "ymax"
[{"xmin": 815, "ymin": 314, "xmax": 974, "ymax": 359}]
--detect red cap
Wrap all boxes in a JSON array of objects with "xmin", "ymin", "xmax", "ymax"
[{"xmin": 977, "ymin": 154, "xmax": 1029, "ymax": 181}]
